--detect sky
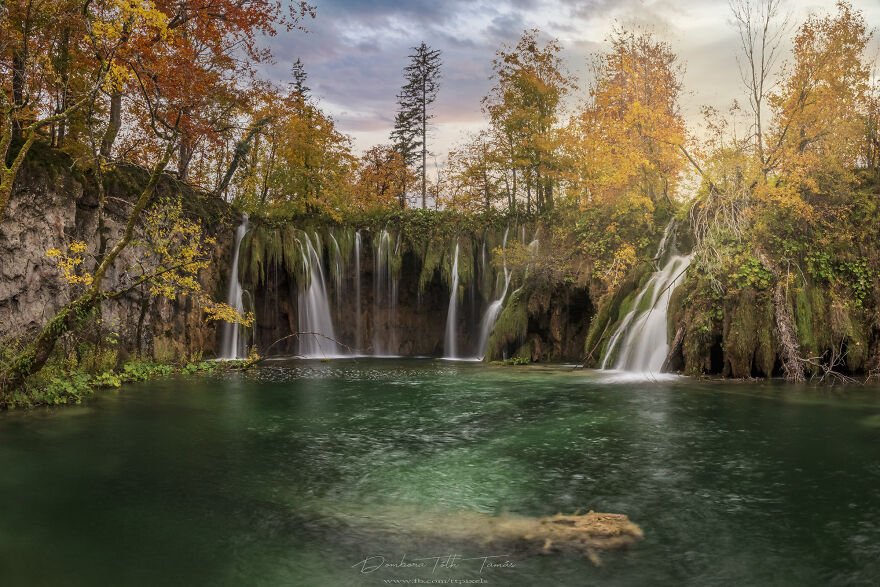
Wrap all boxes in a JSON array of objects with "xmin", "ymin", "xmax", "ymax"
[{"xmin": 262, "ymin": 0, "xmax": 880, "ymax": 159}]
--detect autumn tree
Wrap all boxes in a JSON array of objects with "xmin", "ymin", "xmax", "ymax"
[
  {"xmin": 233, "ymin": 74, "xmax": 355, "ymax": 218},
  {"xmin": 443, "ymin": 131, "xmax": 503, "ymax": 212},
  {"xmin": 570, "ymin": 27, "xmax": 686, "ymax": 209},
  {"xmin": 355, "ymin": 145, "xmax": 411, "ymax": 210},
  {"xmin": 0, "ymin": 0, "xmax": 123, "ymax": 219},
  {"xmin": 730, "ymin": 0, "xmax": 791, "ymax": 173},
  {"xmin": 483, "ymin": 29, "xmax": 573, "ymax": 214},
  {"xmin": 767, "ymin": 0, "xmax": 871, "ymax": 190},
  {"xmin": 391, "ymin": 42, "xmax": 441, "ymax": 208},
  {"xmin": 0, "ymin": 0, "xmax": 312, "ymax": 394}
]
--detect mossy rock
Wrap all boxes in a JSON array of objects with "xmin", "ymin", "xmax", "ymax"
[
  {"xmin": 485, "ymin": 288, "xmax": 529, "ymax": 361},
  {"xmin": 582, "ymin": 261, "xmax": 653, "ymax": 367},
  {"xmin": 723, "ymin": 287, "xmax": 775, "ymax": 377}
]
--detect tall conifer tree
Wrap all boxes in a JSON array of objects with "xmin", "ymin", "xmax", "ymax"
[{"xmin": 391, "ymin": 42, "xmax": 441, "ymax": 208}]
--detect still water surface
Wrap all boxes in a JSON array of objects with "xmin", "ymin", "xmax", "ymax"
[{"xmin": 1, "ymin": 359, "xmax": 879, "ymax": 586}]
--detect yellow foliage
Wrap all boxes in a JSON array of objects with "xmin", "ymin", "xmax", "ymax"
[
  {"xmin": 570, "ymin": 27, "xmax": 686, "ymax": 207},
  {"xmin": 768, "ymin": 1, "xmax": 871, "ymax": 188},
  {"xmin": 603, "ymin": 244, "xmax": 637, "ymax": 290},
  {"xmin": 46, "ymin": 241, "xmax": 94, "ymax": 286},
  {"xmin": 134, "ymin": 200, "xmax": 250, "ymax": 326}
]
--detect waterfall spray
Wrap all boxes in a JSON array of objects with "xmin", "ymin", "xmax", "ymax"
[
  {"xmin": 476, "ymin": 227, "xmax": 511, "ymax": 359},
  {"xmin": 296, "ymin": 233, "xmax": 341, "ymax": 357},
  {"xmin": 220, "ymin": 214, "xmax": 249, "ymax": 359}
]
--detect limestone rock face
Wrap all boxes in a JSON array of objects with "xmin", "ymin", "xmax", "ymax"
[{"xmin": 0, "ymin": 155, "xmax": 232, "ymax": 359}]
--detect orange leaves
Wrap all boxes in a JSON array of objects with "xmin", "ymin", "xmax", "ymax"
[{"xmin": 355, "ymin": 145, "xmax": 411, "ymax": 211}]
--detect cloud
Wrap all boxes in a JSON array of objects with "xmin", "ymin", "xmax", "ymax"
[{"xmin": 261, "ymin": 0, "xmax": 880, "ymax": 157}]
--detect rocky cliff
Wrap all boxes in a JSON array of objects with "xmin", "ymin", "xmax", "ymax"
[{"xmin": 0, "ymin": 146, "xmax": 234, "ymax": 360}]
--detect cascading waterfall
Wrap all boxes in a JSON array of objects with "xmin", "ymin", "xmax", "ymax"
[
  {"xmin": 354, "ymin": 231, "xmax": 362, "ymax": 353},
  {"xmin": 240, "ymin": 225, "xmax": 522, "ymax": 360},
  {"xmin": 296, "ymin": 233, "xmax": 341, "ymax": 357},
  {"xmin": 602, "ymin": 223, "xmax": 691, "ymax": 373},
  {"xmin": 220, "ymin": 214, "xmax": 249, "ymax": 359},
  {"xmin": 476, "ymin": 227, "xmax": 511, "ymax": 359},
  {"xmin": 443, "ymin": 242, "xmax": 461, "ymax": 359}
]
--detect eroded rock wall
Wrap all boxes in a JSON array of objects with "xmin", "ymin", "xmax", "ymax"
[{"xmin": 0, "ymin": 149, "xmax": 233, "ymax": 360}]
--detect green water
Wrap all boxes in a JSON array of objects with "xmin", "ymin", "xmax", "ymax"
[{"xmin": 2, "ymin": 360, "xmax": 880, "ymax": 586}]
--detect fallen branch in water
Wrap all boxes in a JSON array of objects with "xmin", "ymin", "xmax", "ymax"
[{"xmin": 250, "ymin": 332, "xmax": 359, "ymax": 366}]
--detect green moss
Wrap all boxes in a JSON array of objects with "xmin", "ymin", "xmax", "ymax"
[
  {"xmin": 674, "ymin": 276, "xmax": 722, "ymax": 376},
  {"xmin": 419, "ymin": 238, "xmax": 444, "ymax": 292},
  {"xmin": 722, "ymin": 287, "xmax": 775, "ymax": 377},
  {"xmin": 829, "ymin": 297, "xmax": 869, "ymax": 371},
  {"xmin": 485, "ymin": 288, "xmax": 529, "ymax": 361},
  {"xmin": 582, "ymin": 261, "xmax": 653, "ymax": 367}
]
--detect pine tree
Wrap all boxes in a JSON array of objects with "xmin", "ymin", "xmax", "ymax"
[
  {"xmin": 290, "ymin": 58, "xmax": 310, "ymax": 99},
  {"xmin": 391, "ymin": 42, "xmax": 441, "ymax": 208}
]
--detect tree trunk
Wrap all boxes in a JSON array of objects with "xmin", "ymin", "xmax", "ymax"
[
  {"xmin": 0, "ymin": 293, "xmax": 101, "ymax": 399},
  {"xmin": 661, "ymin": 326, "xmax": 685, "ymax": 373},
  {"xmin": 511, "ymin": 168, "xmax": 517, "ymax": 214},
  {"xmin": 100, "ymin": 92, "xmax": 123, "ymax": 158},
  {"xmin": 54, "ymin": 26, "xmax": 72, "ymax": 147},
  {"xmin": 421, "ymin": 79, "xmax": 427, "ymax": 209},
  {"xmin": 178, "ymin": 138, "xmax": 193, "ymax": 181},
  {"xmin": 526, "ymin": 177, "xmax": 532, "ymax": 215},
  {"xmin": 0, "ymin": 131, "xmax": 37, "ymax": 218},
  {"xmin": 11, "ymin": 48, "xmax": 27, "ymax": 144}
]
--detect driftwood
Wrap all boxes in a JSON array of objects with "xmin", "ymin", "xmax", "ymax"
[{"xmin": 661, "ymin": 326, "xmax": 685, "ymax": 373}]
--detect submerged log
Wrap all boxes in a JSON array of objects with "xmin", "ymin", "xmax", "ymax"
[{"xmin": 341, "ymin": 507, "xmax": 644, "ymax": 566}]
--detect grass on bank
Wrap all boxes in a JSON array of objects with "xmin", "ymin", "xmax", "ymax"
[{"xmin": 0, "ymin": 340, "xmax": 253, "ymax": 409}]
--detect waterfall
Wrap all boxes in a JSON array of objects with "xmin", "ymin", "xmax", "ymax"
[
  {"xmin": 476, "ymin": 228, "xmax": 511, "ymax": 359},
  {"xmin": 602, "ymin": 223, "xmax": 691, "ymax": 373},
  {"xmin": 444, "ymin": 242, "xmax": 461, "ymax": 359},
  {"xmin": 372, "ymin": 229, "xmax": 398, "ymax": 355},
  {"xmin": 329, "ymin": 232, "xmax": 343, "ymax": 307},
  {"xmin": 354, "ymin": 231, "xmax": 362, "ymax": 354},
  {"xmin": 220, "ymin": 214, "xmax": 249, "ymax": 359},
  {"xmin": 296, "ymin": 233, "xmax": 341, "ymax": 357}
]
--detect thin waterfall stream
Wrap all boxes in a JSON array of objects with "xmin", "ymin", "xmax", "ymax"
[
  {"xmin": 219, "ymin": 214, "xmax": 249, "ymax": 359},
  {"xmin": 354, "ymin": 231, "xmax": 362, "ymax": 353},
  {"xmin": 443, "ymin": 242, "xmax": 460, "ymax": 359},
  {"xmin": 476, "ymin": 227, "xmax": 511, "ymax": 359}
]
